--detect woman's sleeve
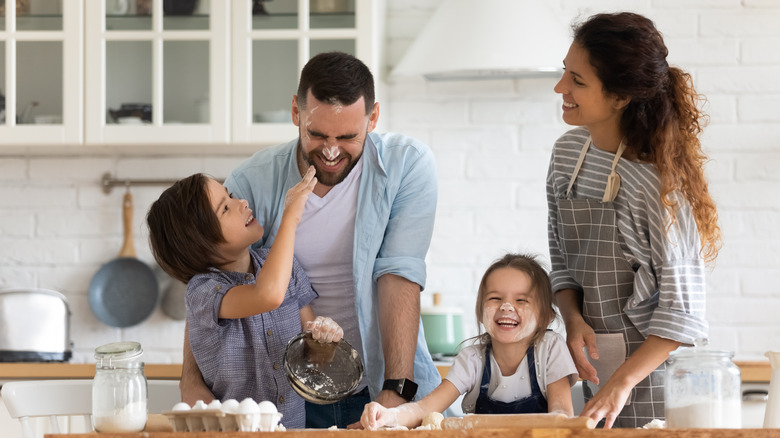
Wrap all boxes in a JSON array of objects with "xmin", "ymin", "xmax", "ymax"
[
  {"xmin": 546, "ymin": 147, "xmax": 581, "ymax": 294},
  {"xmin": 626, "ymin": 191, "xmax": 708, "ymax": 344}
]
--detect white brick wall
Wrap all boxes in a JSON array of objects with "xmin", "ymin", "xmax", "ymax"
[{"xmin": 0, "ymin": 0, "xmax": 778, "ymax": 364}]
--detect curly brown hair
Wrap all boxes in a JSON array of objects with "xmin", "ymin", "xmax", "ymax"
[{"xmin": 574, "ymin": 12, "xmax": 721, "ymax": 262}]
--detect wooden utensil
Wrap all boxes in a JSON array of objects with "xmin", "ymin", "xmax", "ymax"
[{"xmin": 442, "ymin": 413, "xmax": 596, "ymax": 430}]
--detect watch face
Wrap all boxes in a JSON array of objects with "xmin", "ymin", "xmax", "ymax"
[{"xmin": 384, "ymin": 378, "xmax": 417, "ymax": 401}]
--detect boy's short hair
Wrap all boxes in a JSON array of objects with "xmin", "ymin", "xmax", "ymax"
[{"xmin": 146, "ymin": 173, "xmax": 225, "ymax": 283}]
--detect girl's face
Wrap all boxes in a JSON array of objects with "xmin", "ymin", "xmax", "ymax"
[
  {"xmin": 481, "ymin": 267, "xmax": 540, "ymax": 345},
  {"xmin": 553, "ymin": 43, "xmax": 626, "ymax": 140},
  {"xmin": 206, "ymin": 178, "xmax": 263, "ymax": 260}
]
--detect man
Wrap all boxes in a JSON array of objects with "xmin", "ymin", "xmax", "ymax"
[{"xmin": 180, "ymin": 52, "xmax": 441, "ymax": 428}]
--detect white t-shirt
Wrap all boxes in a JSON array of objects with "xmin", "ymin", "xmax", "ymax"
[
  {"xmin": 445, "ymin": 331, "xmax": 577, "ymax": 413},
  {"xmin": 294, "ymin": 158, "xmax": 366, "ymax": 390}
]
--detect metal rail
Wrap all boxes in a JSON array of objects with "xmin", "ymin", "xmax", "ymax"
[{"xmin": 101, "ymin": 172, "xmax": 224, "ymax": 194}]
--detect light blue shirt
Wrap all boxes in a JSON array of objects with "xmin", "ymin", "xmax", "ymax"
[{"xmin": 225, "ymin": 132, "xmax": 441, "ymax": 400}]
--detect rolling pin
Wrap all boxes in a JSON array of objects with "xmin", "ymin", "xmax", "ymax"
[{"xmin": 441, "ymin": 413, "xmax": 596, "ymax": 430}]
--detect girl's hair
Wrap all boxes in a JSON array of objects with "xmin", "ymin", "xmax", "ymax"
[
  {"xmin": 471, "ymin": 253, "xmax": 556, "ymax": 347},
  {"xmin": 146, "ymin": 173, "xmax": 226, "ymax": 284},
  {"xmin": 574, "ymin": 12, "xmax": 721, "ymax": 262}
]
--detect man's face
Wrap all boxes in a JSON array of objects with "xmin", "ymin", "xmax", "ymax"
[{"xmin": 292, "ymin": 90, "xmax": 379, "ymax": 187}]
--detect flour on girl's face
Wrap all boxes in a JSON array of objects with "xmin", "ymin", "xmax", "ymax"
[{"xmin": 482, "ymin": 301, "xmax": 538, "ymax": 344}]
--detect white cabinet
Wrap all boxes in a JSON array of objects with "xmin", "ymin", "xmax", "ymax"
[
  {"xmin": 0, "ymin": 0, "xmax": 382, "ymax": 148},
  {"xmin": 0, "ymin": 0, "xmax": 83, "ymax": 145},
  {"xmin": 231, "ymin": 0, "xmax": 382, "ymax": 144}
]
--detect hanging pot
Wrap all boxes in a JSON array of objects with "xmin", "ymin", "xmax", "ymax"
[{"xmin": 88, "ymin": 192, "xmax": 159, "ymax": 328}]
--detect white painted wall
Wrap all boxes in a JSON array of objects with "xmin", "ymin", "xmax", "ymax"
[{"xmin": 0, "ymin": 0, "xmax": 778, "ymax": 366}]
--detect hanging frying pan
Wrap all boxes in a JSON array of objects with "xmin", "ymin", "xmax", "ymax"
[{"xmin": 89, "ymin": 191, "xmax": 158, "ymax": 328}]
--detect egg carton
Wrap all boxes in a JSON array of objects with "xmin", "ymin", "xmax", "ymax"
[{"xmin": 163, "ymin": 409, "xmax": 284, "ymax": 432}]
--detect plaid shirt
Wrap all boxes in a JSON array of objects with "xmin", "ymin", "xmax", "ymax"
[{"xmin": 187, "ymin": 247, "xmax": 317, "ymax": 429}]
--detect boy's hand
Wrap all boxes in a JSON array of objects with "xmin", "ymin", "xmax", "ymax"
[
  {"xmin": 283, "ymin": 165, "xmax": 317, "ymax": 223},
  {"xmin": 307, "ymin": 316, "xmax": 343, "ymax": 343}
]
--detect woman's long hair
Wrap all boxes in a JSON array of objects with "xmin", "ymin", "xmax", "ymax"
[{"xmin": 574, "ymin": 12, "xmax": 721, "ymax": 262}]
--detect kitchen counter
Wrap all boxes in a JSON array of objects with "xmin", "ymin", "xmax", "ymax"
[
  {"xmin": 0, "ymin": 361, "xmax": 770, "ymax": 382},
  {"xmin": 0, "ymin": 363, "xmax": 181, "ymax": 380},
  {"xmin": 44, "ymin": 428, "xmax": 779, "ymax": 438}
]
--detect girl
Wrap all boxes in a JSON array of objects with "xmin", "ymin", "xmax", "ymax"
[
  {"xmin": 146, "ymin": 166, "xmax": 343, "ymax": 430},
  {"xmin": 361, "ymin": 253, "xmax": 578, "ymax": 430},
  {"xmin": 547, "ymin": 12, "xmax": 721, "ymax": 428}
]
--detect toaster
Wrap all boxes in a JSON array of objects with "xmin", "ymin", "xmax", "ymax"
[{"xmin": 0, "ymin": 288, "xmax": 73, "ymax": 362}]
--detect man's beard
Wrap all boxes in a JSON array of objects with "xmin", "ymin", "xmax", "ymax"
[{"xmin": 297, "ymin": 139, "xmax": 362, "ymax": 187}]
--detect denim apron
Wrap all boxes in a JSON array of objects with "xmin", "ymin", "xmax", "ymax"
[
  {"xmin": 474, "ymin": 344, "xmax": 548, "ymax": 414},
  {"xmin": 556, "ymin": 137, "xmax": 664, "ymax": 427}
]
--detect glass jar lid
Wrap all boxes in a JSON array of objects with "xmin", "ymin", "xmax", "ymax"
[
  {"xmin": 669, "ymin": 338, "xmax": 734, "ymax": 359},
  {"xmin": 94, "ymin": 341, "xmax": 143, "ymax": 362}
]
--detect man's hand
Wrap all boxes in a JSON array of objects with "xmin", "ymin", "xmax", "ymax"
[{"xmin": 180, "ymin": 322, "xmax": 216, "ymax": 406}]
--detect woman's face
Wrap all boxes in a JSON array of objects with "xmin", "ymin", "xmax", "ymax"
[
  {"xmin": 206, "ymin": 178, "xmax": 263, "ymax": 260},
  {"xmin": 554, "ymin": 43, "xmax": 625, "ymax": 139},
  {"xmin": 481, "ymin": 267, "xmax": 540, "ymax": 345}
]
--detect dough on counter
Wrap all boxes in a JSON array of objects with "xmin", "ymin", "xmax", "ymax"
[
  {"xmin": 420, "ymin": 412, "xmax": 444, "ymax": 430},
  {"xmin": 642, "ymin": 419, "xmax": 666, "ymax": 429}
]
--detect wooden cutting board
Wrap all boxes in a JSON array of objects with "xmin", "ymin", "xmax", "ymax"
[{"xmin": 442, "ymin": 413, "xmax": 596, "ymax": 430}]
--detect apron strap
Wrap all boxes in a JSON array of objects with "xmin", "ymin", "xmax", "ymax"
[{"xmin": 565, "ymin": 136, "xmax": 627, "ymax": 202}]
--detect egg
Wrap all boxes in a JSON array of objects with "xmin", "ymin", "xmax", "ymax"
[
  {"xmin": 238, "ymin": 397, "xmax": 260, "ymax": 414},
  {"xmin": 192, "ymin": 400, "xmax": 208, "ymax": 410},
  {"xmin": 257, "ymin": 400, "xmax": 278, "ymax": 414},
  {"xmin": 172, "ymin": 402, "xmax": 191, "ymax": 411},
  {"xmin": 221, "ymin": 399, "xmax": 239, "ymax": 414},
  {"xmin": 207, "ymin": 399, "xmax": 222, "ymax": 410}
]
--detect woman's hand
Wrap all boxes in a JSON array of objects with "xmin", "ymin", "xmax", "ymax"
[
  {"xmin": 306, "ymin": 316, "xmax": 343, "ymax": 343},
  {"xmin": 361, "ymin": 402, "xmax": 398, "ymax": 430},
  {"xmin": 579, "ymin": 376, "xmax": 633, "ymax": 429},
  {"xmin": 564, "ymin": 315, "xmax": 600, "ymax": 385},
  {"xmin": 283, "ymin": 165, "xmax": 316, "ymax": 224}
]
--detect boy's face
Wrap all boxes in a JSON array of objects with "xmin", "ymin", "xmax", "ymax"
[
  {"xmin": 206, "ymin": 178, "xmax": 263, "ymax": 260},
  {"xmin": 292, "ymin": 90, "xmax": 379, "ymax": 188}
]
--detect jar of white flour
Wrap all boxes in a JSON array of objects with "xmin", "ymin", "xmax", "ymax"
[
  {"xmin": 665, "ymin": 339, "xmax": 741, "ymax": 428},
  {"xmin": 92, "ymin": 341, "xmax": 148, "ymax": 432}
]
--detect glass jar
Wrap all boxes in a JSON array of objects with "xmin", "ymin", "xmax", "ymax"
[
  {"xmin": 92, "ymin": 341, "xmax": 148, "ymax": 432},
  {"xmin": 665, "ymin": 339, "xmax": 741, "ymax": 428}
]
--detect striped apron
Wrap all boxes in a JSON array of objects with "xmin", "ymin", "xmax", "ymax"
[{"xmin": 556, "ymin": 137, "xmax": 665, "ymax": 428}]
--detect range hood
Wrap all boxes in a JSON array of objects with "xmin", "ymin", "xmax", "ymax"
[{"xmin": 390, "ymin": 0, "xmax": 571, "ymax": 81}]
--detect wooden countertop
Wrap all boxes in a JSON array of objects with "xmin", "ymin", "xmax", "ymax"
[
  {"xmin": 0, "ymin": 361, "xmax": 771, "ymax": 382},
  {"xmin": 44, "ymin": 428, "xmax": 779, "ymax": 438},
  {"xmin": 0, "ymin": 363, "xmax": 181, "ymax": 380}
]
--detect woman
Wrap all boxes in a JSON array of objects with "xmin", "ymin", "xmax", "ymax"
[{"xmin": 546, "ymin": 12, "xmax": 721, "ymax": 428}]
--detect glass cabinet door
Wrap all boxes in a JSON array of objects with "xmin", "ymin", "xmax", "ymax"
[
  {"xmin": 0, "ymin": 0, "xmax": 82, "ymax": 145},
  {"xmin": 232, "ymin": 0, "xmax": 378, "ymax": 145},
  {"xmin": 85, "ymin": 0, "xmax": 229, "ymax": 144}
]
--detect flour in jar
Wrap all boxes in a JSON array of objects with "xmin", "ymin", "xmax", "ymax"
[
  {"xmin": 93, "ymin": 400, "xmax": 147, "ymax": 432},
  {"xmin": 665, "ymin": 397, "xmax": 741, "ymax": 428}
]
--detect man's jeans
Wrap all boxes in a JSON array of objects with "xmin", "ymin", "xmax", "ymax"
[{"xmin": 305, "ymin": 387, "xmax": 371, "ymax": 429}]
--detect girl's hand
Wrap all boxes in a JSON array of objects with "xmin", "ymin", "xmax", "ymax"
[
  {"xmin": 283, "ymin": 166, "xmax": 317, "ymax": 223},
  {"xmin": 361, "ymin": 402, "xmax": 398, "ymax": 430},
  {"xmin": 564, "ymin": 316, "xmax": 599, "ymax": 385},
  {"xmin": 306, "ymin": 316, "xmax": 343, "ymax": 343},
  {"xmin": 579, "ymin": 376, "xmax": 633, "ymax": 429}
]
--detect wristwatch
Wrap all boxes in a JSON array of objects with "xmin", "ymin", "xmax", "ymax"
[{"xmin": 382, "ymin": 378, "xmax": 418, "ymax": 401}]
